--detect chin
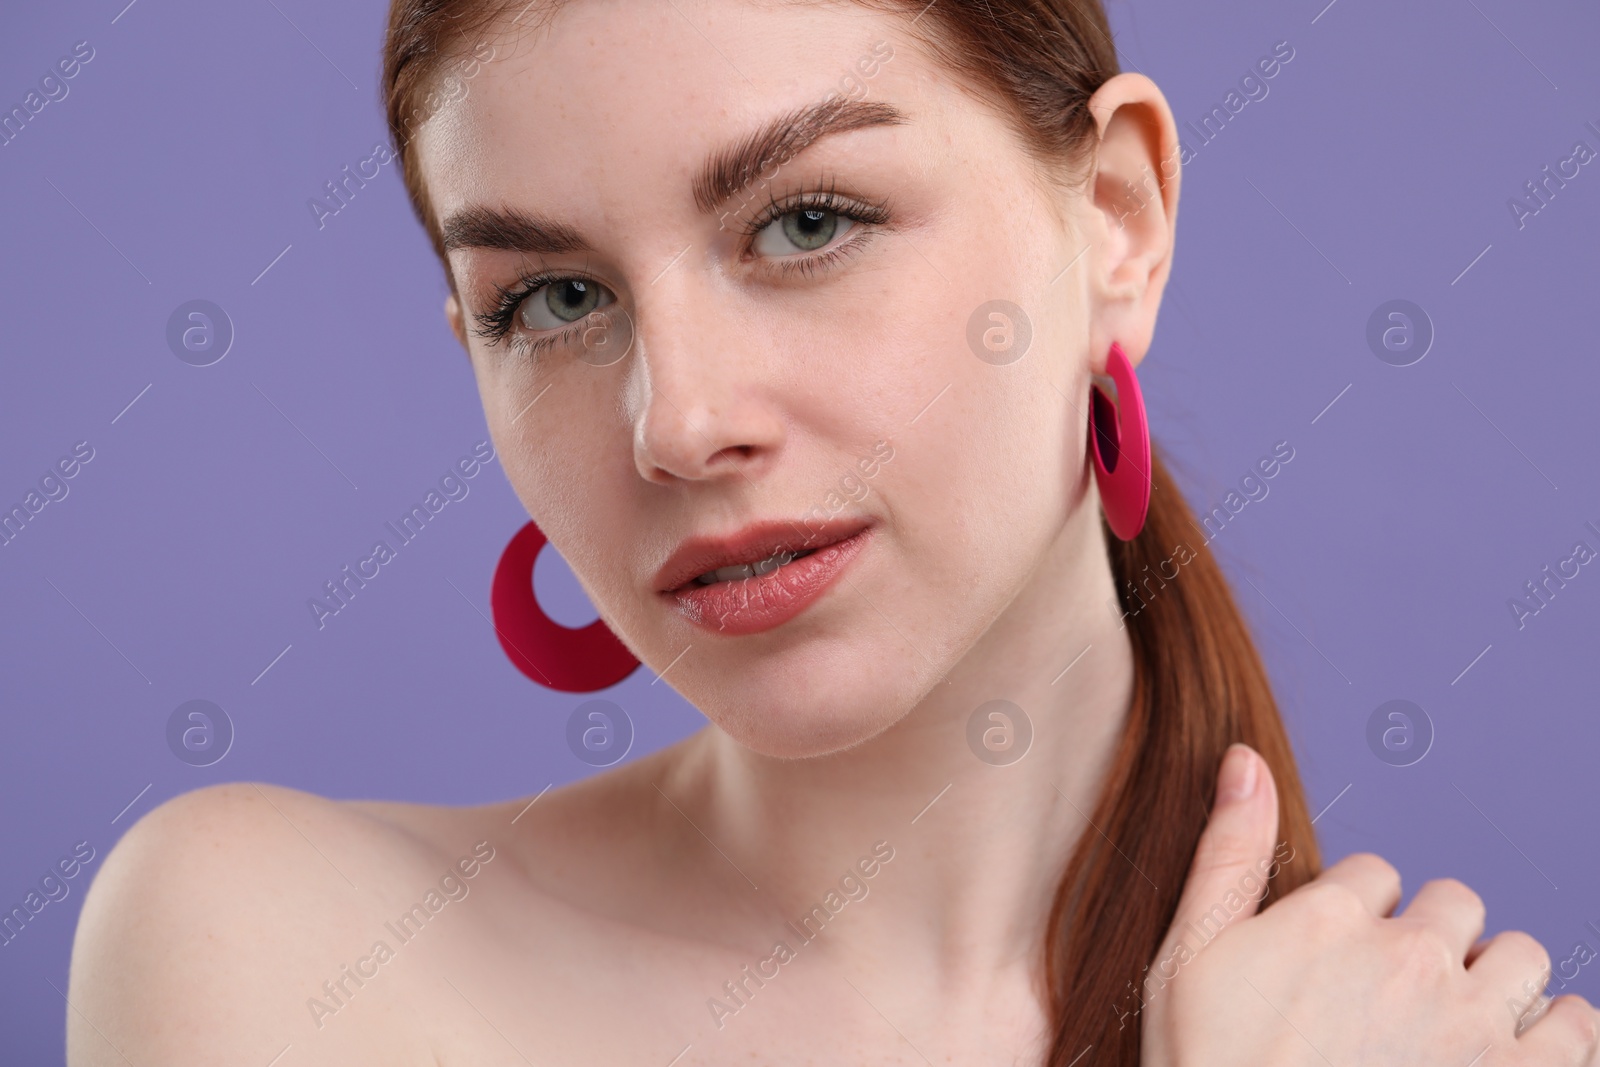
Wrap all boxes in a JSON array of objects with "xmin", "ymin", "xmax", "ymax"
[{"xmin": 684, "ymin": 647, "xmax": 922, "ymax": 760}]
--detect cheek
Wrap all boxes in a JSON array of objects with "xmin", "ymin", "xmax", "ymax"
[
  {"xmin": 917, "ymin": 391, "xmax": 1071, "ymax": 551},
  {"xmin": 490, "ymin": 386, "xmax": 634, "ymax": 593},
  {"xmin": 863, "ymin": 372, "xmax": 1072, "ymax": 618},
  {"xmin": 881, "ymin": 360, "xmax": 1082, "ymax": 645},
  {"xmin": 803, "ymin": 235, "xmax": 1080, "ymax": 615},
  {"xmin": 884, "ymin": 266, "xmax": 1080, "ymax": 542}
]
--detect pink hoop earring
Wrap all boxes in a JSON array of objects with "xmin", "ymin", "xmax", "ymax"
[
  {"xmin": 1087, "ymin": 341, "xmax": 1153, "ymax": 541},
  {"xmin": 491, "ymin": 520, "xmax": 640, "ymax": 692}
]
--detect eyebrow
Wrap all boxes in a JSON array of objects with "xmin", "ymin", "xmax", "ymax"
[
  {"xmin": 692, "ymin": 97, "xmax": 908, "ymax": 214},
  {"xmin": 439, "ymin": 98, "xmax": 909, "ymax": 254},
  {"xmin": 439, "ymin": 204, "xmax": 588, "ymax": 256}
]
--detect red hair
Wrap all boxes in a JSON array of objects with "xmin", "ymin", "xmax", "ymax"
[{"xmin": 380, "ymin": 3, "xmax": 1323, "ymax": 1061}]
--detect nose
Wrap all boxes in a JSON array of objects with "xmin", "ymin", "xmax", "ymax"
[{"xmin": 629, "ymin": 290, "xmax": 787, "ymax": 486}]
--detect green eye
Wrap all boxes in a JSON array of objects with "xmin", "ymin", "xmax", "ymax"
[
  {"xmin": 754, "ymin": 208, "xmax": 856, "ymax": 257},
  {"xmin": 784, "ymin": 208, "xmax": 836, "ymax": 250},
  {"xmin": 519, "ymin": 279, "xmax": 611, "ymax": 330}
]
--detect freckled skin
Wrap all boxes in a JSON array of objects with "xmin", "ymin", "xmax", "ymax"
[
  {"xmin": 67, "ymin": 3, "xmax": 1600, "ymax": 1064},
  {"xmin": 65, "ymin": 0, "xmax": 1210, "ymax": 1063}
]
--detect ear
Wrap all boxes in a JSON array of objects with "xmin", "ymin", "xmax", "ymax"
[
  {"xmin": 1081, "ymin": 72, "xmax": 1182, "ymax": 374},
  {"xmin": 444, "ymin": 291, "xmax": 471, "ymax": 358}
]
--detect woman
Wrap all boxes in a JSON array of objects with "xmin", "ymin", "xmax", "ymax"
[{"xmin": 66, "ymin": 0, "xmax": 1597, "ymax": 1063}]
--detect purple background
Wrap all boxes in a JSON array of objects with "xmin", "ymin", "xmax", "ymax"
[{"xmin": 3, "ymin": 0, "xmax": 1598, "ymax": 1060}]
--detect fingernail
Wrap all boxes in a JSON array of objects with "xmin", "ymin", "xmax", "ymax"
[{"xmin": 1218, "ymin": 743, "xmax": 1258, "ymax": 805}]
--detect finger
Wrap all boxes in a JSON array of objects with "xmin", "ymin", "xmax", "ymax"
[
  {"xmin": 1311, "ymin": 851, "xmax": 1402, "ymax": 918},
  {"xmin": 1396, "ymin": 878, "xmax": 1485, "ymax": 960},
  {"xmin": 1516, "ymin": 994, "xmax": 1600, "ymax": 1064},
  {"xmin": 1159, "ymin": 744, "xmax": 1279, "ymax": 960},
  {"xmin": 1469, "ymin": 929, "xmax": 1552, "ymax": 1021}
]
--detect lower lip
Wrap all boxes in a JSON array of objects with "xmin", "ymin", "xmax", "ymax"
[{"xmin": 665, "ymin": 527, "xmax": 872, "ymax": 636}]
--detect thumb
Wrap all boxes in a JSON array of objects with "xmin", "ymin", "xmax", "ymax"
[{"xmin": 1159, "ymin": 743, "xmax": 1279, "ymax": 958}]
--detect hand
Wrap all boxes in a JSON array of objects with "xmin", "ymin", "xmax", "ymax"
[{"xmin": 1140, "ymin": 743, "xmax": 1598, "ymax": 1066}]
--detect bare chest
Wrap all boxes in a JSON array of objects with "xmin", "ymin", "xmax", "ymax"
[{"xmin": 302, "ymin": 899, "xmax": 1046, "ymax": 1067}]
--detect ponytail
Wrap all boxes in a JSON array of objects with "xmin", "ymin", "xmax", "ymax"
[
  {"xmin": 1042, "ymin": 447, "xmax": 1322, "ymax": 1064},
  {"xmin": 381, "ymin": 5, "xmax": 1324, "ymax": 1062}
]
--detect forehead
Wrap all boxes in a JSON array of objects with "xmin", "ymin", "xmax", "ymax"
[{"xmin": 410, "ymin": 0, "xmax": 964, "ymax": 229}]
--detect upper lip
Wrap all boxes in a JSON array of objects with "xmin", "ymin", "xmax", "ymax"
[{"xmin": 654, "ymin": 517, "xmax": 871, "ymax": 594}]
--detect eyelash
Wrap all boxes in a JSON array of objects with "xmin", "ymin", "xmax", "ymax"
[
  {"xmin": 470, "ymin": 183, "xmax": 892, "ymax": 353},
  {"xmin": 472, "ymin": 267, "xmax": 592, "ymax": 354}
]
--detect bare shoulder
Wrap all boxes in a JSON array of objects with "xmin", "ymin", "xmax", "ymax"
[
  {"xmin": 65, "ymin": 752, "xmax": 703, "ymax": 1066},
  {"xmin": 66, "ymin": 781, "xmax": 484, "ymax": 1066}
]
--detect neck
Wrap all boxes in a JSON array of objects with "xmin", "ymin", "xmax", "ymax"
[{"xmin": 659, "ymin": 506, "xmax": 1135, "ymax": 1006}]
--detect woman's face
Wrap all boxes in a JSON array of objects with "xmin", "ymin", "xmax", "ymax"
[{"xmin": 417, "ymin": 0, "xmax": 1146, "ymax": 758}]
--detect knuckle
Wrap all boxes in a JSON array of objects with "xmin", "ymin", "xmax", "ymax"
[
  {"xmin": 1568, "ymin": 997, "xmax": 1600, "ymax": 1050},
  {"xmin": 1394, "ymin": 922, "xmax": 1457, "ymax": 983},
  {"xmin": 1541, "ymin": 995, "xmax": 1599, "ymax": 1060},
  {"xmin": 1296, "ymin": 881, "xmax": 1368, "ymax": 930},
  {"xmin": 1193, "ymin": 830, "xmax": 1254, "ymax": 876},
  {"xmin": 1423, "ymin": 877, "xmax": 1486, "ymax": 920},
  {"xmin": 1341, "ymin": 851, "xmax": 1400, "ymax": 884},
  {"xmin": 1495, "ymin": 929, "xmax": 1553, "ymax": 974}
]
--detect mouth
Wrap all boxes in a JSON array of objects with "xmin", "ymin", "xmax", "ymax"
[
  {"xmin": 654, "ymin": 517, "xmax": 870, "ymax": 595},
  {"xmin": 655, "ymin": 518, "xmax": 874, "ymax": 636},
  {"xmin": 688, "ymin": 546, "xmax": 819, "ymax": 586}
]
